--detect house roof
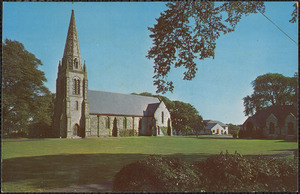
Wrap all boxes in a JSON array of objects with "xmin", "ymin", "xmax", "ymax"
[
  {"xmin": 204, "ymin": 120, "xmax": 227, "ymax": 127},
  {"xmin": 88, "ymin": 90, "xmax": 160, "ymax": 116},
  {"xmin": 242, "ymin": 105, "xmax": 297, "ymax": 128},
  {"xmin": 204, "ymin": 123, "xmax": 218, "ymax": 130}
]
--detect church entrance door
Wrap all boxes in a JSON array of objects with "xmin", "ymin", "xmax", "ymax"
[{"xmin": 73, "ymin": 124, "xmax": 80, "ymax": 136}]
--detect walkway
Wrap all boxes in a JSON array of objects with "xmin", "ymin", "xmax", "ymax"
[{"xmin": 44, "ymin": 181, "xmax": 113, "ymax": 192}]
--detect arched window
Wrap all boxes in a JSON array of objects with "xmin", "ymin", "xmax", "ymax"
[
  {"xmin": 161, "ymin": 111, "xmax": 164, "ymax": 124},
  {"xmin": 106, "ymin": 117, "xmax": 110, "ymax": 129},
  {"xmin": 73, "ymin": 78, "xmax": 80, "ymax": 95},
  {"xmin": 288, "ymin": 122, "xmax": 294, "ymax": 135},
  {"xmin": 74, "ymin": 58, "xmax": 78, "ymax": 69},
  {"xmin": 68, "ymin": 59, "xmax": 72, "ymax": 69},
  {"xmin": 123, "ymin": 117, "xmax": 127, "ymax": 129},
  {"xmin": 77, "ymin": 79, "xmax": 80, "ymax": 94},
  {"xmin": 269, "ymin": 122, "xmax": 275, "ymax": 134}
]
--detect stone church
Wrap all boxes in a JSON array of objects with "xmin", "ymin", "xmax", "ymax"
[{"xmin": 53, "ymin": 10, "xmax": 172, "ymax": 138}]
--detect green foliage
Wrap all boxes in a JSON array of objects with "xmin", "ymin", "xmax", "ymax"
[
  {"xmin": 194, "ymin": 151, "xmax": 298, "ymax": 192},
  {"xmin": 119, "ymin": 129, "xmax": 137, "ymax": 137},
  {"xmin": 191, "ymin": 115, "xmax": 204, "ymax": 137},
  {"xmin": 289, "ymin": 3, "xmax": 298, "ymax": 23},
  {"xmin": 147, "ymin": 2, "xmax": 265, "ymax": 93},
  {"xmin": 114, "ymin": 152, "xmax": 298, "ymax": 192},
  {"xmin": 172, "ymin": 101, "xmax": 202, "ymax": 135},
  {"xmin": 228, "ymin": 123, "xmax": 240, "ymax": 137},
  {"xmin": 2, "ymin": 39, "xmax": 53, "ymax": 137},
  {"xmin": 133, "ymin": 92, "xmax": 175, "ymax": 111},
  {"xmin": 243, "ymin": 73, "xmax": 298, "ymax": 116},
  {"xmin": 113, "ymin": 155, "xmax": 201, "ymax": 192},
  {"xmin": 160, "ymin": 127, "xmax": 168, "ymax": 136}
]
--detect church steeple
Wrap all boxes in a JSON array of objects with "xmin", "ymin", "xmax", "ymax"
[
  {"xmin": 53, "ymin": 10, "xmax": 90, "ymax": 138},
  {"xmin": 62, "ymin": 10, "xmax": 82, "ymax": 70}
]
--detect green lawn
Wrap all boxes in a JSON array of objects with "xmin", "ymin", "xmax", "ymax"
[{"xmin": 1, "ymin": 136, "xmax": 298, "ymax": 192}]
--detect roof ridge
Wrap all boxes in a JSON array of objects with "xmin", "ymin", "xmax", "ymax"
[{"xmin": 88, "ymin": 89, "xmax": 159, "ymax": 100}]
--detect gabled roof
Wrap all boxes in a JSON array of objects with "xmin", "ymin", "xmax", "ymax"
[
  {"xmin": 145, "ymin": 103, "xmax": 160, "ymax": 116},
  {"xmin": 242, "ymin": 105, "xmax": 297, "ymax": 128},
  {"xmin": 204, "ymin": 123, "xmax": 218, "ymax": 130},
  {"xmin": 204, "ymin": 120, "xmax": 227, "ymax": 127},
  {"xmin": 88, "ymin": 90, "xmax": 160, "ymax": 116}
]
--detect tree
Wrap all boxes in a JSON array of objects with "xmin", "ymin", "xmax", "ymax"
[
  {"xmin": 2, "ymin": 39, "xmax": 53, "ymax": 137},
  {"xmin": 132, "ymin": 92, "xmax": 175, "ymax": 113},
  {"xmin": 289, "ymin": 2, "xmax": 298, "ymax": 23},
  {"xmin": 172, "ymin": 101, "xmax": 201, "ymax": 135},
  {"xmin": 192, "ymin": 115, "xmax": 204, "ymax": 137},
  {"xmin": 227, "ymin": 123, "xmax": 240, "ymax": 138},
  {"xmin": 243, "ymin": 73, "xmax": 297, "ymax": 116},
  {"xmin": 147, "ymin": 1, "xmax": 266, "ymax": 93}
]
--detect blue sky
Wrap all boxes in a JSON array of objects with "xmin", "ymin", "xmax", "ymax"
[{"xmin": 3, "ymin": 2, "xmax": 298, "ymax": 125}]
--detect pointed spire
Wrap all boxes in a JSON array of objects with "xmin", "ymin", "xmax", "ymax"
[
  {"xmin": 58, "ymin": 61, "xmax": 62, "ymax": 71},
  {"xmin": 62, "ymin": 10, "xmax": 82, "ymax": 69},
  {"xmin": 84, "ymin": 60, "xmax": 86, "ymax": 72}
]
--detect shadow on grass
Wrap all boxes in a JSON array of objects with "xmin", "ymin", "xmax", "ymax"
[{"xmin": 2, "ymin": 153, "xmax": 210, "ymax": 192}]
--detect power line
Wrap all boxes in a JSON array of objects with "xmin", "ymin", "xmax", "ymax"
[{"xmin": 252, "ymin": 3, "xmax": 298, "ymax": 46}]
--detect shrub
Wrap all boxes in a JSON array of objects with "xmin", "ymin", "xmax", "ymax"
[
  {"xmin": 119, "ymin": 129, "xmax": 137, "ymax": 137},
  {"xmin": 113, "ymin": 155, "xmax": 202, "ymax": 192},
  {"xmin": 160, "ymin": 127, "xmax": 168, "ymax": 136},
  {"xmin": 250, "ymin": 156, "xmax": 298, "ymax": 192},
  {"xmin": 193, "ymin": 151, "xmax": 256, "ymax": 192},
  {"xmin": 193, "ymin": 152, "xmax": 298, "ymax": 192},
  {"xmin": 113, "ymin": 152, "xmax": 298, "ymax": 192}
]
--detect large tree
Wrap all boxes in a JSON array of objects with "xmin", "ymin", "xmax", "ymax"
[
  {"xmin": 147, "ymin": 2, "xmax": 297, "ymax": 94},
  {"xmin": 243, "ymin": 73, "xmax": 298, "ymax": 116},
  {"xmin": 171, "ymin": 101, "xmax": 202, "ymax": 134},
  {"xmin": 147, "ymin": 1, "xmax": 265, "ymax": 93},
  {"xmin": 2, "ymin": 39, "xmax": 53, "ymax": 137}
]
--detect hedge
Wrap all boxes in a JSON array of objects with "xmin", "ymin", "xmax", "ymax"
[
  {"xmin": 113, "ymin": 155, "xmax": 202, "ymax": 192},
  {"xmin": 113, "ymin": 152, "xmax": 298, "ymax": 192},
  {"xmin": 119, "ymin": 129, "xmax": 138, "ymax": 137}
]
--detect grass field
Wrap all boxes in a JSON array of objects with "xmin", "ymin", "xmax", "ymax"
[{"xmin": 1, "ymin": 136, "xmax": 298, "ymax": 192}]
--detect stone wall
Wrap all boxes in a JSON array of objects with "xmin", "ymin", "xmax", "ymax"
[
  {"xmin": 89, "ymin": 114, "xmax": 145, "ymax": 137},
  {"xmin": 264, "ymin": 114, "xmax": 279, "ymax": 138}
]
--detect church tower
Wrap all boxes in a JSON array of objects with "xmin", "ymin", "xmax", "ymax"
[{"xmin": 53, "ymin": 10, "xmax": 90, "ymax": 138}]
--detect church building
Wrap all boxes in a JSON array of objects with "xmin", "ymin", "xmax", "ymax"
[{"xmin": 53, "ymin": 10, "xmax": 172, "ymax": 138}]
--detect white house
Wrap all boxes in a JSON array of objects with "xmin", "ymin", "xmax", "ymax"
[{"xmin": 201, "ymin": 120, "xmax": 229, "ymax": 135}]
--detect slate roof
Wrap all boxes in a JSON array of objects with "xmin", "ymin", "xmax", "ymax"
[
  {"xmin": 145, "ymin": 103, "xmax": 160, "ymax": 116},
  {"xmin": 242, "ymin": 105, "xmax": 297, "ymax": 128},
  {"xmin": 204, "ymin": 123, "xmax": 218, "ymax": 130},
  {"xmin": 204, "ymin": 120, "xmax": 227, "ymax": 127},
  {"xmin": 88, "ymin": 90, "xmax": 160, "ymax": 116}
]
